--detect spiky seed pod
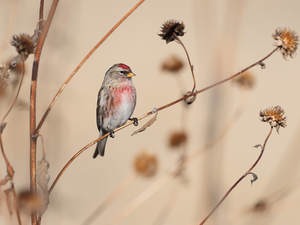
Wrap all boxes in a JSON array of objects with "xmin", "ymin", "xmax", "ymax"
[
  {"xmin": 158, "ymin": 20, "xmax": 185, "ymax": 44},
  {"xmin": 11, "ymin": 34, "xmax": 35, "ymax": 58},
  {"xmin": 259, "ymin": 105, "xmax": 287, "ymax": 133},
  {"xmin": 272, "ymin": 28, "xmax": 299, "ymax": 59},
  {"xmin": 134, "ymin": 151, "xmax": 158, "ymax": 177}
]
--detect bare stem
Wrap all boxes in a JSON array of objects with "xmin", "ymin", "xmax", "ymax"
[
  {"xmin": 30, "ymin": 1, "xmax": 59, "ymax": 224},
  {"xmin": 0, "ymin": 61, "xmax": 25, "ymax": 225},
  {"xmin": 49, "ymin": 47, "xmax": 279, "ymax": 194},
  {"xmin": 33, "ymin": 0, "xmax": 146, "ymax": 137},
  {"xmin": 199, "ymin": 127, "xmax": 273, "ymax": 225},
  {"xmin": 174, "ymin": 34, "xmax": 196, "ymax": 93}
]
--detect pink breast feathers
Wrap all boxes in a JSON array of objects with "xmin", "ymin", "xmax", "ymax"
[{"xmin": 112, "ymin": 86, "xmax": 135, "ymax": 108}]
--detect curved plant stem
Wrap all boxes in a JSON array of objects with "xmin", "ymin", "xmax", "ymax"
[
  {"xmin": 30, "ymin": 1, "xmax": 58, "ymax": 224},
  {"xmin": 174, "ymin": 34, "xmax": 196, "ymax": 93},
  {"xmin": 34, "ymin": 0, "xmax": 146, "ymax": 137},
  {"xmin": 0, "ymin": 61, "xmax": 25, "ymax": 225},
  {"xmin": 48, "ymin": 47, "xmax": 279, "ymax": 195},
  {"xmin": 199, "ymin": 127, "xmax": 273, "ymax": 225}
]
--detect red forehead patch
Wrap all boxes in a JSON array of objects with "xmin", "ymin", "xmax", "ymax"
[{"xmin": 119, "ymin": 63, "xmax": 130, "ymax": 70}]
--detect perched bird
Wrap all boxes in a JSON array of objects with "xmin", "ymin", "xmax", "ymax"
[{"xmin": 93, "ymin": 63, "xmax": 137, "ymax": 158}]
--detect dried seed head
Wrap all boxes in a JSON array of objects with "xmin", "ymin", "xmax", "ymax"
[
  {"xmin": 233, "ymin": 72, "xmax": 255, "ymax": 89},
  {"xmin": 17, "ymin": 190, "xmax": 43, "ymax": 212},
  {"xmin": 169, "ymin": 131, "xmax": 187, "ymax": 148},
  {"xmin": 272, "ymin": 28, "xmax": 299, "ymax": 59},
  {"xmin": 162, "ymin": 55, "xmax": 184, "ymax": 73},
  {"xmin": 158, "ymin": 20, "xmax": 185, "ymax": 44},
  {"xmin": 134, "ymin": 151, "xmax": 158, "ymax": 177},
  {"xmin": 0, "ymin": 64, "xmax": 10, "ymax": 89},
  {"xmin": 184, "ymin": 91, "xmax": 196, "ymax": 105},
  {"xmin": 259, "ymin": 105, "xmax": 287, "ymax": 133},
  {"xmin": 11, "ymin": 34, "xmax": 35, "ymax": 58}
]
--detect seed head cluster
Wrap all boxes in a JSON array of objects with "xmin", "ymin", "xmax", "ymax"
[
  {"xmin": 158, "ymin": 20, "xmax": 185, "ymax": 44},
  {"xmin": 134, "ymin": 151, "xmax": 157, "ymax": 177},
  {"xmin": 162, "ymin": 55, "xmax": 184, "ymax": 73},
  {"xmin": 272, "ymin": 28, "xmax": 299, "ymax": 59},
  {"xmin": 259, "ymin": 106, "xmax": 287, "ymax": 133},
  {"xmin": 169, "ymin": 131, "xmax": 187, "ymax": 148},
  {"xmin": 233, "ymin": 72, "xmax": 255, "ymax": 89},
  {"xmin": 11, "ymin": 34, "xmax": 35, "ymax": 58}
]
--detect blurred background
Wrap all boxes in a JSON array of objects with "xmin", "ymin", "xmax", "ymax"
[{"xmin": 0, "ymin": 0, "xmax": 300, "ymax": 224}]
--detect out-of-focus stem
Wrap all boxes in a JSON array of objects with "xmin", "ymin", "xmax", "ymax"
[{"xmin": 199, "ymin": 127, "xmax": 273, "ymax": 225}]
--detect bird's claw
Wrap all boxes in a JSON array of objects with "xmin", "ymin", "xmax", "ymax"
[
  {"xmin": 130, "ymin": 117, "xmax": 139, "ymax": 126},
  {"xmin": 108, "ymin": 129, "xmax": 115, "ymax": 138}
]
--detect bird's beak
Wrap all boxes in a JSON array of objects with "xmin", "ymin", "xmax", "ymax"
[{"xmin": 127, "ymin": 72, "xmax": 136, "ymax": 78}]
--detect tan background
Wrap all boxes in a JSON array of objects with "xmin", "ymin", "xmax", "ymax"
[{"xmin": 1, "ymin": 0, "xmax": 300, "ymax": 225}]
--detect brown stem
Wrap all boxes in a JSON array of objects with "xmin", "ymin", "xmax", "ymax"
[
  {"xmin": 33, "ymin": 0, "xmax": 146, "ymax": 137},
  {"xmin": 49, "ymin": 136, "xmax": 106, "ymax": 194},
  {"xmin": 39, "ymin": 0, "xmax": 44, "ymax": 20},
  {"xmin": 0, "ymin": 61, "xmax": 25, "ymax": 225},
  {"xmin": 49, "ymin": 47, "xmax": 279, "ymax": 194},
  {"xmin": 174, "ymin": 34, "xmax": 196, "ymax": 93},
  {"xmin": 199, "ymin": 127, "xmax": 273, "ymax": 225},
  {"xmin": 30, "ymin": 1, "xmax": 59, "ymax": 224}
]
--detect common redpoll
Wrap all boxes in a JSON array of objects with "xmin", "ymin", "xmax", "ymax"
[{"xmin": 93, "ymin": 63, "xmax": 137, "ymax": 158}]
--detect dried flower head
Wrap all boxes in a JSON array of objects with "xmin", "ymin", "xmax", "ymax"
[
  {"xmin": 0, "ymin": 64, "xmax": 10, "ymax": 89},
  {"xmin": 259, "ymin": 105, "xmax": 287, "ymax": 133},
  {"xmin": 134, "ymin": 151, "xmax": 158, "ymax": 177},
  {"xmin": 233, "ymin": 72, "xmax": 255, "ymax": 89},
  {"xmin": 162, "ymin": 55, "xmax": 184, "ymax": 72},
  {"xmin": 272, "ymin": 28, "xmax": 299, "ymax": 59},
  {"xmin": 11, "ymin": 34, "xmax": 35, "ymax": 58},
  {"xmin": 158, "ymin": 20, "xmax": 185, "ymax": 44},
  {"xmin": 169, "ymin": 131, "xmax": 187, "ymax": 148},
  {"xmin": 184, "ymin": 91, "xmax": 196, "ymax": 105},
  {"xmin": 17, "ymin": 190, "xmax": 43, "ymax": 212}
]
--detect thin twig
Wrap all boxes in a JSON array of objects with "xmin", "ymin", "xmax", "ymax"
[
  {"xmin": 199, "ymin": 127, "xmax": 273, "ymax": 225},
  {"xmin": 34, "ymin": 0, "xmax": 146, "ymax": 137},
  {"xmin": 49, "ymin": 47, "xmax": 279, "ymax": 194},
  {"xmin": 174, "ymin": 33, "xmax": 196, "ymax": 93},
  {"xmin": 30, "ymin": 1, "xmax": 59, "ymax": 224},
  {"xmin": 0, "ymin": 61, "xmax": 25, "ymax": 225}
]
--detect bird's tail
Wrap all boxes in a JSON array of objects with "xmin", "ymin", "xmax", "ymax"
[{"xmin": 93, "ymin": 131, "xmax": 108, "ymax": 158}]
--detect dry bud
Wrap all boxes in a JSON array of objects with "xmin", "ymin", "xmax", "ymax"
[
  {"xmin": 134, "ymin": 151, "xmax": 158, "ymax": 177},
  {"xmin": 184, "ymin": 91, "xmax": 196, "ymax": 105},
  {"xmin": 272, "ymin": 28, "xmax": 299, "ymax": 59},
  {"xmin": 259, "ymin": 105, "xmax": 287, "ymax": 133},
  {"xmin": 162, "ymin": 55, "xmax": 184, "ymax": 72},
  {"xmin": 158, "ymin": 20, "xmax": 185, "ymax": 44},
  {"xmin": 233, "ymin": 72, "xmax": 255, "ymax": 89},
  {"xmin": 11, "ymin": 34, "xmax": 35, "ymax": 58},
  {"xmin": 169, "ymin": 131, "xmax": 187, "ymax": 148},
  {"xmin": 0, "ymin": 64, "xmax": 10, "ymax": 89}
]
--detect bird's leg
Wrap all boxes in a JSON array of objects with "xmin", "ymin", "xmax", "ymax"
[
  {"xmin": 129, "ymin": 117, "xmax": 138, "ymax": 126},
  {"xmin": 107, "ymin": 128, "xmax": 115, "ymax": 138}
]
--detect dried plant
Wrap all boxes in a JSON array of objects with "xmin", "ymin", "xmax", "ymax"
[
  {"xmin": 272, "ymin": 28, "xmax": 299, "ymax": 59},
  {"xmin": 0, "ymin": 1, "xmax": 298, "ymax": 225}
]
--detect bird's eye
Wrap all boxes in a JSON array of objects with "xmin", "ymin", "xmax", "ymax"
[{"xmin": 120, "ymin": 71, "xmax": 125, "ymax": 74}]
